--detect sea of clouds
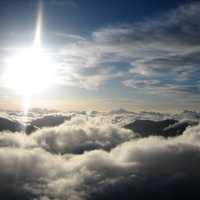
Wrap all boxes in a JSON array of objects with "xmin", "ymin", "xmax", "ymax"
[{"xmin": 0, "ymin": 109, "xmax": 200, "ymax": 200}]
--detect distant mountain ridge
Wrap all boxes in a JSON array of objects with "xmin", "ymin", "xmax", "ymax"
[
  {"xmin": 30, "ymin": 114, "xmax": 71, "ymax": 128},
  {"xmin": 0, "ymin": 116, "xmax": 38, "ymax": 134},
  {"xmin": 124, "ymin": 119, "xmax": 197, "ymax": 137}
]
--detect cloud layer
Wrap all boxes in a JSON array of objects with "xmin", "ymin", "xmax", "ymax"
[{"xmin": 0, "ymin": 110, "xmax": 200, "ymax": 200}]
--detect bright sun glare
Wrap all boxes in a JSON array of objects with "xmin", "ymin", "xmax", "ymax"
[
  {"xmin": 3, "ymin": 0, "xmax": 56, "ymax": 112},
  {"xmin": 4, "ymin": 47, "xmax": 55, "ymax": 96}
]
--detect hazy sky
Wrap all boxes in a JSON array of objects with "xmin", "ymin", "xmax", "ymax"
[{"xmin": 0, "ymin": 0, "xmax": 199, "ymax": 111}]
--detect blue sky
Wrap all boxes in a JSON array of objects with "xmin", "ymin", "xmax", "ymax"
[{"xmin": 0, "ymin": 0, "xmax": 199, "ymax": 111}]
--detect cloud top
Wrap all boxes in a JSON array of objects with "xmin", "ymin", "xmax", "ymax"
[{"xmin": 0, "ymin": 110, "xmax": 199, "ymax": 199}]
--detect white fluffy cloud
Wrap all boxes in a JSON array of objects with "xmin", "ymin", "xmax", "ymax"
[
  {"xmin": 31, "ymin": 116, "xmax": 135, "ymax": 154},
  {"xmin": 0, "ymin": 110, "xmax": 200, "ymax": 200}
]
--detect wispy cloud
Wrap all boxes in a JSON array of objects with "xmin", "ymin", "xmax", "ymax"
[
  {"xmin": 1, "ymin": 1, "xmax": 199, "ymax": 103},
  {"xmin": 47, "ymin": 1, "xmax": 200, "ymax": 100}
]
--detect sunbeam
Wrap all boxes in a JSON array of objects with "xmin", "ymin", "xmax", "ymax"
[{"xmin": 3, "ymin": 0, "xmax": 56, "ymax": 115}]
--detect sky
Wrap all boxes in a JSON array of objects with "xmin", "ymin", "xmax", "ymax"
[{"xmin": 0, "ymin": 0, "xmax": 199, "ymax": 112}]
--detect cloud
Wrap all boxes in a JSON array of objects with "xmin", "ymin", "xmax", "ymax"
[
  {"xmin": 0, "ymin": 119, "xmax": 200, "ymax": 199},
  {"xmin": 130, "ymin": 52, "xmax": 200, "ymax": 79},
  {"xmin": 123, "ymin": 79, "xmax": 200, "ymax": 96},
  {"xmin": 174, "ymin": 110, "xmax": 200, "ymax": 121},
  {"xmin": 122, "ymin": 79, "xmax": 160, "ymax": 89},
  {"xmin": 1, "ymin": 1, "xmax": 199, "ymax": 102},
  {"xmin": 0, "ymin": 132, "xmax": 37, "ymax": 148},
  {"xmin": 48, "ymin": 1, "xmax": 200, "ymax": 101},
  {"xmin": 32, "ymin": 117, "xmax": 135, "ymax": 154}
]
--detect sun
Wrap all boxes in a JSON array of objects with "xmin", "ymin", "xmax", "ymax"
[
  {"xmin": 3, "ymin": 47, "xmax": 56, "ymax": 112},
  {"xmin": 3, "ymin": 0, "xmax": 57, "ymax": 112},
  {"xmin": 4, "ymin": 47, "xmax": 56, "ymax": 96}
]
